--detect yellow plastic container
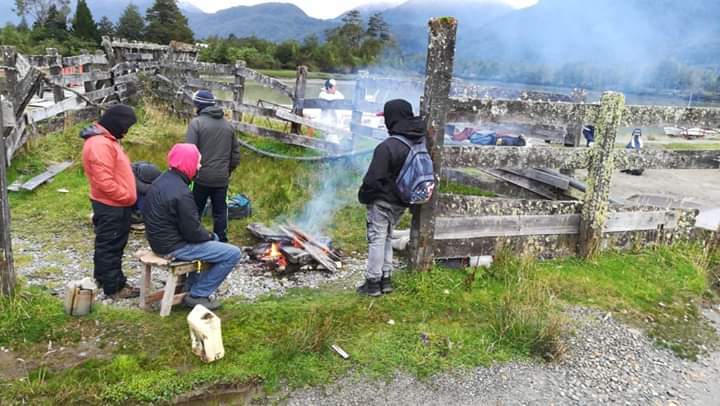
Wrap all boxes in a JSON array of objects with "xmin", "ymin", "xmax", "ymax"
[{"xmin": 187, "ymin": 304, "xmax": 225, "ymax": 363}]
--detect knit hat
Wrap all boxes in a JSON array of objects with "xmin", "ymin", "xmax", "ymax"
[
  {"xmin": 324, "ymin": 78, "xmax": 336, "ymax": 90},
  {"xmin": 168, "ymin": 143, "xmax": 201, "ymax": 180},
  {"xmin": 98, "ymin": 104, "xmax": 137, "ymax": 139},
  {"xmin": 192, "ymin": 89, "xmax": 215, "ymax": 110}
]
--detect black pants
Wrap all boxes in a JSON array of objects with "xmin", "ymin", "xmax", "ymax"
[
  {"xmin": 193, "ymin": 184, "xmax": 228, "ymax": 242},
  {"xmin": 91, "ymin": 200, "xmax": 132, "ymax": 295}
]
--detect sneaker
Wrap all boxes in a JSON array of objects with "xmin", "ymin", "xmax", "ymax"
[
  {"xmin": 381, "ymin": 276, "xmax": 393, "ymax": 294},
  {"xmin": 183, "ymin": 294, "xmax": 222, "ymax": 310},
  {"xmin": 356, "ymin": 278, "xmax": 381, "ymax": 297},
  {"xmin": 109, "ymin": 285, "xmax": 140, "ymax": 299}
]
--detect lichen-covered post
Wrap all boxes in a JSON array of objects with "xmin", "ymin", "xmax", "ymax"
[
  {"xmin": 408, "ymin": 17, "xmax": 458, "ymax": 272},
  {"xmin": 0, "ymin": 98, "xmax": 15, "ymax": 296},
  {"xmin": 291, "ymin": 65, "xmax": 307, "ymax": 134},
  {"xmin": 578, "ymin": 91, "xmax": 625, "ymax": 259},
  {"xmin": 233, "ymin": 60, "xmax": 246, "ymax": 123},
  {"xmin": 47, "ymin": 48, "xmax": 65, "ymax": 103}
]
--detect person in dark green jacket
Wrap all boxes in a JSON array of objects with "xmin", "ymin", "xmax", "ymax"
[{"xmin": 186, "ymin": 90, "xmax": 241, "ymax": 242}]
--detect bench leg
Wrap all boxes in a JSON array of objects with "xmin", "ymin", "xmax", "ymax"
[
  {"xmin": 140, "ymin": 264, "xmax": 152, "ymax": 310},
  {"xmin": 159, "ymin": 273, "xmax": 178, "ymax": 317}
]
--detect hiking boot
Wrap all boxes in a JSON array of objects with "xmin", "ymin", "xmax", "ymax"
[
  {"xmin": 381, "ymin": 276, "xmax": 393, "ymax": 294},
  {"xmin": 357, "ymin": 278, "xmax": 381, "ymax": 297},
  {"xmin": 109, "ymin": 285, "xmax": 140, "ymax": 300},
  {"xmin": 183, "ymin": 294, "xmax": 222, "ymax": 311}
]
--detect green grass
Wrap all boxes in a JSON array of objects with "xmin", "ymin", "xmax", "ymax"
[
  {"xmin": 2, "ymin": 244, "xmax": 716, "ymax": 404},
  {"xmin": 439, "ymin": 180, "xmax": 496, "ymax": 197}
]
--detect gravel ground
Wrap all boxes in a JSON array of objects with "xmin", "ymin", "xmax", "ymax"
[
  {"xmin": 284, "ymin": 307, "xmax": 720, "ymax": 406},
  {"xmin": 13, "ymin": 235, "xmax": 720, "ymax": 404},
  {"xmin": 12, "ymin": 232, "xmax": 366, "ymax": 305}
]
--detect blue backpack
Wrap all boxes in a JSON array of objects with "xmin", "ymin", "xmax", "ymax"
[{"xmin": 392, "ymin": 135, "xmax": 436, "ymax": 205}]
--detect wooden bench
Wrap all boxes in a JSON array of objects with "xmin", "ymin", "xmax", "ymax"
[{"xmin": 135, "ymin": 249, "xmax": 211, "ymax": 317}]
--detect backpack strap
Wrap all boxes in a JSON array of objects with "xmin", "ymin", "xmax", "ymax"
[{"xmin": 389, "ymin": 135, "xmax": 414, "ymax": 150}]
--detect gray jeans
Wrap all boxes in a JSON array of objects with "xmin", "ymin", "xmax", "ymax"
[{"xmin": 366, "ymin": 200, "xmax": 406, "ymax": 280}]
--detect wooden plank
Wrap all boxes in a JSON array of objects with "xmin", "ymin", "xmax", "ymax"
[
  {"xmin": 604, "ymin": 210, "xmax": 679, "ymax": 233},
  {"xmin": 162, "ymin": 61, "xmax": 235, "ymax": 75},
  {"xmin": 278, "ymin": 225, "xmax": 338, "ymax": 272},
  {"xmin": 185, "ymin": 77, "xmax": 235, "ymax": 93},
  {"xmin": 110, "ymin": 40, "xmax": 168, "ymax": 51},
  {"xmin": 434, "ymin": 209, "xmax": 680, "ymax": 241},
  {"xmin": 503, "ymin": 168, "xmax": 570, "ymax": 190},
  {"xmin": 235, "ymin": 65, "xmax": 294, "ymax": 100},
  {"xmin": 12, "ymin": 67, "xmax": 43, "ymax": 117},
  {"xmin": 442, "ymin": 146, "xmax": 720, "ymax": 170},
  {"xmin": 233, "ymin": 103, "xmax": 276, "ymax": 118},
  {"xmin": 437, "ymin": 194, "xmax": 582, "ymax": 217},
  {"xmin": 246, "ymin": 223, "xmax": 288, "ymax": 240},
  {"xmin": 124, "ymin": 53, "xmax": 154, "ymax": 62},
  {"xmin": 441, "ymin": 168, "xmax": 544, "ymax": 200},
  {"xmin": 14, "ymin": 53, "xmax": 30, "ymax": 78},
  {"xmin": 50, "ymin": 70, "xmax": 112, "ymax": 86},
  {"xmin": 1, "ymin": 101, "xmax": 15, "ymax": 128},
  {"xmin": 62, "ymin": 53, "xmax": 108, "ymax": 66},
  {"xmin": 434, "ymin": 234, "xmax": 578, "ymax": 259},
  {"xmin": 447, "ymin": 97, "xmax": 720, "ymax": 130},
  {"xmin": 435, "ymin": 214, "xmax": 580, "ymax": 239},
  {"xmin": 483, "ymin": 168, "xmax": 563, "ymax": 200},
  {"xmin": 20, "ymin": 161, "xmax": 72, "ymax": 191},
  {"xmin": 114, "ymin": 73, "xmax": 138, "ymax": 85},
  {"xmin": 28, "ymin": 87, "xmax": 115, "ymax": 122},
  {"xmin": 232, "ymin": 121, "xmax": 343, "ymax": 153},
  {"xmin": 408, "ymin": 17, "xmax": 458, "ymax": 272},
  {"xmin": 0, "ymin": 101, "xmax": 15, "ymax": 296}
]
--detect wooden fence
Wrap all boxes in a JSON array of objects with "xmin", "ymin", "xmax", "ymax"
[{"xmin": 406, "ymin": 18, "xmax": 720, "ymax": 270}]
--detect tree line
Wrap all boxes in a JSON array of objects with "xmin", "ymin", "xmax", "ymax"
[
  {"xmin": 3, "ymin": 0, "xmax": 193, "ymax": 55},
  {"xmin": 1, "ymin": 1, "xmax": 717, "ymax": 95}
]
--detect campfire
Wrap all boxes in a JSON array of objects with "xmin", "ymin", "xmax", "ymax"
[{"xmin": 247, "ymin": 223, "xmax": 342, "ymax": 273}]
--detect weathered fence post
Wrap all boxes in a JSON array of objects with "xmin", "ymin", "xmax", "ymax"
[
  {"xmin": 47, "ymin": 48, "xmax": 65, "ymax": 103},
  {"xmin": 578, "ymin": 91, "xmax": 625, "ymax": 259},
  {"xmin": 2, "ymin": 47, "xmax": 18, "ymax": 101},
  {"xmin": 291, "ymin": 65, "xmax": 307, "ymax": 134},
  {"xmin": 408, "ymin": 17, "xmax": 458, "ymax": 272},
  {"xmin": 233, "ymin": 60, "xmax": 246, "ymax": 123},
  {"xmin": 0, "ymin": 99, "xmax": 15, "ymax": 296},
  {"xmin": 80, "ymin": 49, "xmax": 95, "ymax": 93}
]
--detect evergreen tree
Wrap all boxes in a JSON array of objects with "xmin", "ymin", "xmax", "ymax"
[
  {"xmin": 367, "ymin": 13, "xmax": 391, "ymax": 41},
  {"xmin": 41, "ymin": 4, "xmax": 69, "ymax": 40},
  {"xmin": 145, "ymin": 0, "xmax": 193, "ymax": 44},
  {"xmin": 116, "ymin": 4, "xmax": 145, "ymax": 41},
  {"xmin": 97, "ymin": 16, "xmax": 114, "ymax": 38},
  {"xmin": 71, "ymin": 0, "xmax": 98, "ymax": 42}
]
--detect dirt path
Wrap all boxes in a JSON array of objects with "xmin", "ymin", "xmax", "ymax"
[{"xmin": 609, "ymin": 169, "xmax": 720, "ymax": 208}]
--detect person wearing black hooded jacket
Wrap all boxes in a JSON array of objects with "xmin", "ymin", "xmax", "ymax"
[
  {"xmin": 186, "ymin": 90, "xmax": 240, "ymax": 243},
  {"xmin": 357, "ymin": 99, "xmax": 426, "ymax": 296}
]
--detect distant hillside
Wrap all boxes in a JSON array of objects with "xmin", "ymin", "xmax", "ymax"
[
  {"xmin": 187, "ymin": 3, "xmax": 335, "ymax": 41},
  {"xmin": 459, "ymin": 0, "xmax": 720, "ymax": 67}
]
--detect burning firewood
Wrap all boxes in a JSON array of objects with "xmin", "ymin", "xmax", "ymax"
[{"xmin": 246, "ymin": 223, "xmax": 342, "ymax": 273}]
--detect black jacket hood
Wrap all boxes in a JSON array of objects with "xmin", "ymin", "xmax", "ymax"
[{"xmin": 384, "ymin": 99, "xmax": 425, "ymax": 141}]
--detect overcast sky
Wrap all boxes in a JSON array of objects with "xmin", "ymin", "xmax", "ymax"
[{"xmin": 185, "ymin": 0, "xmax": 539, "ymax": 18}]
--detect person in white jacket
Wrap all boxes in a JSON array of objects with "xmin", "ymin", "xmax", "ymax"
[{"xmin": 318, "ymin": 78, "xmax": 345, "ymax": 143}]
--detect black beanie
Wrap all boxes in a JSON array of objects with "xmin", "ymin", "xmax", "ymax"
[{"xmin": 98, "ymin": 104, "xmax": 137, "ymax": 139}]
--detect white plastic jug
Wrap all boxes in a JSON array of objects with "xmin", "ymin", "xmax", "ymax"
[
  {"xmin": 187, "ymin": 304, "xmax": 225, "ymax": 363},
  {"xmin": 64, "ymin": 278, "xmax": 96, "ymax": 316}
]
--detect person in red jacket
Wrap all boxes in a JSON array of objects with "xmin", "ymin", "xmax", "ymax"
[{"xmin": 80, "ymin": 104, "xmax": 139, "ymax": 299}]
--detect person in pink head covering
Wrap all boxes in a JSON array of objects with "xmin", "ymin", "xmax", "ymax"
[{"xmin": 141, "ymin": 143, "xmax": 243, "ymax": 310}]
